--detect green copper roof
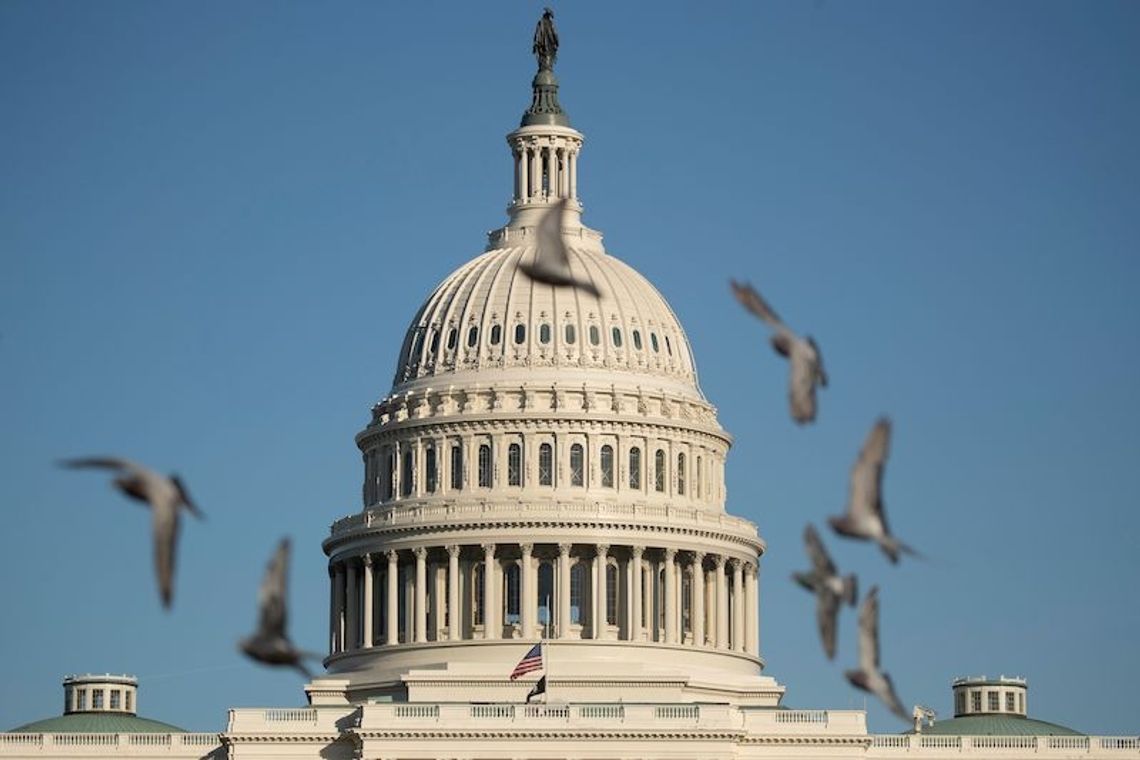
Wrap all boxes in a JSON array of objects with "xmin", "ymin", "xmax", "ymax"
[
  {"xmin": 522, "ymin": 68, "xmax": 570, "ymax": 127},
  {"xmin": 8, "ymin": 713, "xmax": 186, "ymax": 734},
  {"xmin": 909, "ymin": 715, "xmax": 1083, "ymax": 736}
]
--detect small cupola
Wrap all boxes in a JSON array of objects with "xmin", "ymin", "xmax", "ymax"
[{"xmin": 952, "ymin": 674, "xmax": 1028, "ymax": 718}]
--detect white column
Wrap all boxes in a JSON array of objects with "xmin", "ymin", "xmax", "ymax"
[
  {"xmin": 386, "ymin": 550, "xmax": 399, "ymax": 646},
  {"xmin": 521, "ymin": 543, "xmax": 535, "ymax": 638},
  {"xmin": 482, "ymin": 544, "xmax": 498, "ymax": 639},
  {"xmin": 549, "ymin": 143, "xmax": 560, "ymax": 199},
  {"xmin": 569, "ymin": 148, "xmax": 578, "ymax": 201},
  {"xmin": 529, "ymin": 143, "xmax": 541, "ymax": 200},
  {"xmin": 731, "ymin": 559, "xmax": 745, "ymax": 652},
  {"xmin": 643, "ymin": 558, "xmax": 654, "ymax": 641},
  {"xmin": 345, "ymin": 561, "xmax": 359, "ymax": 650},
  {"xmin": 704, "ymin": 567, "xmax": 716, "ymax": 646},
  {"xmin": 560, "ymin": 147, "xmax": 570, "ymax": 198},
  {"xmin": 746, "ymin": 562, "xmax": 760, "ymax": 656},
  {"xmin": 362, "ymin": 554, "xmax": 374, "ymax": 648},
  {"xmin": 594, "ymin": 544, "xmax": 609, "ymax": 639},
  {"xmin": 333, "ymin": 564, "xmax": 345, "ymax": 653},
  {"xmin": 544, "ymin": 145, "xmax": 554, "ymax": 199},
  {"xmin": 664, "ymin": 548, "xmax": 678, "ymax": 644},
  {"xmin": 414, "ymin": 548, "xmax": 427, "ymax": 643},
  {"xmin": 630, "ymin": 546, "xmax": 643, "ymax": 642},
  {"xmin": 516, "ymin": 147, "xmax": 525, "ymax": 202},
  {"xmin": 715, "ymin": 555, "xmax": 729, "ymax": 649},
  {"xmin": 558, "ymin": 543, "xmax": 572, "ymax": 639},
  {"xmin": 692, "ymin": 552, "xmax": 705, "ymax": 647},
  {"xmin": 447, "ymin": 545, "xmax": 461, "ymax": 641}
]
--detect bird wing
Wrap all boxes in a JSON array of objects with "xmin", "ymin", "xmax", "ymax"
[
  {"xmin": 170, "ymin": 475, "xmax": 205, "ymax": 520},
  {"xmin": 788, "ymin": 345, "xmax": 818, "ymax": 423},
  {"xmin": 878, "ymin": 673, "xmax": 910, "ymax": 722},
  {"xmin": 258, "ymin": 538, "xmax": 291, "ymax": 638},
  {"xmin": 535, "ymin": 199, "xmax": 572, "ymax": 273},
  {"xmin": 60, "ymin": 456, "xmax": 143, "ymax": 474},
  {"xmin": 858, "ymin": 586, "xmax": 881, "ymax": 671},
  {"xmin": 816, "ymin": 588, "xmax": 841, "ymax": 660},
  {"xmin": 152, "ymin": 502, "xmax": 179, "ymax": 609},
  {"xmin": 729, "ymin": 280, "xmax": 784, "ymax": 330},
  {"xmin": 846, "ymin": 418, "xmax": 891, "ymax": 522},
  {"xmin": 803, "ymin": 524, "xmax": 836, "ymax": 576}
]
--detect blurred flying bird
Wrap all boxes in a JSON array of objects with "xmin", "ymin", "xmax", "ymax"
[
  {"xmin": 729, "ymin": 279, "xmax": 827, "ymax": 424},
  {"xmin": 792, "ymin": 524, "xmax": 858, "ymax": 659},
  {"xmin": 239, "ymin": 537, "xmax": 320, "ymax": 679},
  {"xmin": 519, "ymin": 199, "xmax": 602, "ymax": 297},
  {"xmin": 828, "ymin": 417, "xmax": 918, "ymax": 563},
  {"xmin": 59, "ymin": 456, "xmax": 203, "ymax": 609},
  {"xmin": 845, "ymin": 586, "xmax": 909, "ymax": 722}
]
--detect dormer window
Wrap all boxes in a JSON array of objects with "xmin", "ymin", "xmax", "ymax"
[
  {"xmin": 490, "ymin": 324, "xmax": 502, "ymax": 345},
  {"xmin": 589, "ymin": 325, "xmax": 600, "ymax": 346},
  {"xmin": 539, "ymin": 323, "xmax": 551, "ymax": 344},
  {"xmin": 564, "ymin": 324, "xmax": 576, "ymax": 344},
  {"xmin": 632, "ymin": 330, "xmax": 643, "ymax": 350},
  {"xmin": 611, "ymin": 327, "xmax": 623, "ymax": 348},
  {"xmin": 514, "ymin": 324, "xmax": 526, "ymax": 344},
  {"xmin": 650, "ymin": 333, "xmax": 660, "ymax": 352},
  {"xmin": 467, "ymin": 326, "xmax": 479, "ymax": 348}
]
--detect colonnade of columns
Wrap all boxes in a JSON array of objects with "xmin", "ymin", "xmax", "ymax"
[
  {"xmin": 511, "ymin": 138, "xmax": 579, "ymax": 204},
  {"xmin": 328, "ymin": 542, "xmax": 760, "ymax": 659}
]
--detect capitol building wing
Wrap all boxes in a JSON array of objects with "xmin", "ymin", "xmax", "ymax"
[{"xmin": 4, "ymin": 12, "xmax": 1136, "ymax": 760}]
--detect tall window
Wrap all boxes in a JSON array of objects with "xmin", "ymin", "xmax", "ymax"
[
  {"xmin": 93, "ymin": 690, "xmax": 104, "ymax": 709},
  {"xmin": 508, "ymin": 443, "xmax": 522, "ymax": 486},
  {"xmin": 600, "ymin": 445, "xmax": 614, "ymax": 488},
  {"xmin": 383, "ymin": 447, "xmax": 394, "ymax": 500},
  {"xmin": 538, "ymin": 562, "xmax": 554, "ymax": 634},
  {"xmin": 472, "ymin": 564, "xmax": 484, "ymax": 626},
  {"xmin": 504, "ymin": 564, "xmax": 521, "ymax": 624},
  {"xmin": 677, "ymin": 452, "xmax": 686, "ymax": 495},
  {"xmin": 696, "ymin": 455, "xmax": 703, "ymax": 498},
  {"xmin": 1005, "ymin": 692, "xmax": 1015, "ymax": 712},
  {"xmin": 956, "ymin": 691, "xmax": 965, "ymax": 715},
  {"xmin": 401, "ymin": 449, "xmax": 414, "ymax": 497},
  {"xmin": 682, "ymin": 568, "xmax": 693, "ymax": 635},
  {"xmin": 564, "ymin": 324, "xmax": 576, "ymax": 344},
  {"xmin": 570, "ymin": 444, "xmax": 584, "ymax": 487},
  {"xmin": 589, "ymin": 325, "xmax": 600, "ymax": 345},
  {"xmin": 450, "ymin": 443, "xmax": 463, "ymax": 490},
  {"xmin": 110, "ymin": 690, "xmax": 121, "ymax": 710},
  {"xmin": 425, "ymin": 446, "xmax": 437, "ymax": 493},
  {"xmin": 76, "ymin": 689, "xmax": 86, "ymax": 711},
  {"xmin": 971, "ymin": 691, "xmax": 981, "ymax": 712},
  {"xmin": 606, "ymin": 564, "xmax": 618, "ymax": 625},
  {"xmin": 539, "ymin": 323, "xmax": 551, "ymax": 344},
  {"xmin": 988, "ymin": 691, "xmax": 999, "ymax": 712},
  {"xmin": 570, "ymin": 563, "xmax": 586, "ymax": 624},
  {"xmin": 478, "ymin": 444, "xmax": 492, "ymax": 487},
  {"xmin": 538, "ymin": 443, "xmax": 553, "ymax": 486},
  {"xmin": 490, "ymin": 324, "xmax": 502, "ymax": 345},
  {"xmin": 124, "ymin": 691, "xmax": 132, "ymax": 712},
  {"xmin": 629, "ymin": 447, "xmax": 642, "ymax": 489},
  {"xmin": 655, "ymin": 449, "xmax": 666, "ymax": 492}
]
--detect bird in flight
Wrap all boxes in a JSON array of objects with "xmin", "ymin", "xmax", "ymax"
[
  {"xmin": 60, "ymin": 456, "xmax": 203, "ymax": 609},
  {"xmin": 845, "ymin": 586, "xmax": 909, "ymax": 721},
  {"xmin": 729, "ymin": 279, "xmax": 827, "ymax": 424},
  {"xmin": 792, "ymin": 524, "xmax": 858, "ymax": 659},
  {"xmin": 519, "ymin": 199, "xmax": 602, "ymax": 297},
  {"xmin": 239, "ymin": 537, "xmax": 320, "ymax": 679},
  {"xmin": 828, "ymin": 417, "xmax": 918, "ymax": 563}
]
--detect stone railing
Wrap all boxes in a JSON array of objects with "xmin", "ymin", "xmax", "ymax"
[
  {"xmin": 329, "ymin": 499, "xmax": 758, "ymax": 540},
  {"xmin": 869, "ymin": 734, "xmax": 1140, "ymax": 755},
  {"xmin": 0, "ymin": 732, "xmax": 219, "ymax": 755},
  {"xmin": 226, "ymin": 706, "xmax": 348, "ymax": 734}
]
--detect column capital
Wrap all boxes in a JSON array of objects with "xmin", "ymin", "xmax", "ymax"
[
  {"xmin": 715, "ymin": 554, "xmax": 727, "ymax": 569},
  {"xmin": 362, "ymin": 553, "xmax": 373, "ymax": 568},
  {"xmin": 596, "ymin": 544, "xmax": 609, "ymax": 557},
  {"xmin": 664, "ymin": 547, "xmax": 677, "ymax": 561},
  {"xmin": 692, "ymin": 550, "xmax": 706, "ymax": 564},
  {"xmin": 729, "ymin": 557, "xmax": 742, "ymax": 571},
  {"xmin": 520, "ymin": 543, "xmax": 534, "ymax": 555},
  {"xmin": 446, "ymin": 544, "xmax": 461, "ymax": 559},
  {"xmin": 482, "ymin": 543, "xmax": 497, "ymax": 558},
  {"xmin": 558, "ymin": 542, "xmax": 572, "ymax": 557},
  {"xmin": 631, "ymin": 545, "xmax": 645, "ymax": 559},
  {"xmin": 413, "ymin": 546, "xmax": 427, "ymax": 560},
  {"xmin": 386, "ymin": 549, "xmax": 399, "ymax": 563}
]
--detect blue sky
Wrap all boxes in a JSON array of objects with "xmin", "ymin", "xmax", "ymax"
[{"xmin": 2, "ymin": 0, "xmax": 1138, "ymax": 735}]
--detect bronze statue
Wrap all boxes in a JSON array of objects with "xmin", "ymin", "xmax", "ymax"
[{"xmin": 533, "ymin": 8, "xmax": 558, "ymax": 70}]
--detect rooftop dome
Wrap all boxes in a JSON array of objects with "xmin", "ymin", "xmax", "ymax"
[
  {"xmin": 7, "ymin": 673, "xmax": 185, "ymax": 734},
  {"xmin": 908, "ymin": 675, "xmax": 1082, "ymax": 737}
]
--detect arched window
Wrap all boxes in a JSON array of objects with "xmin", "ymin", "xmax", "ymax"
[
  {"xmin": 450, "ymin": 443, "xmax": 463, "ymax": 490},
  {"xmin": 606, "ymin": 563, "xmax": 618, "ymax": 625},
  {"xmin": 514, "ymin": 324, "xmax": 526, "ymax": 344},
  {"xmin": 650, "ymin": 332, "xmax": 659, "ymax": 353},
  {"xmin": 383, "ymin": 447, "xmax": 395, "ymax": 500},
  {"xmin": 696, "ymin": 455, "xmax": 703, "ymax": 499},
  {"xmin": 655, "ymin": 449, "xmax": 666, "ymax": 492},
  {"xmin": 611, "ymin": 327, "xmax": 623, "ymax": 348},
  {"xmin": 629, "ymin": 447, "xmax": 642, "ymax": 490},
  {"xmin": 425, "ymin": 445, "xmax": 437, "ymax": 493},
  {"xmin": 472, "ymin": 564, "xmax": 484, "ymax": 626},
  {"xmin": 429, "ymin": 330, "xmax": 440, "ymax": 354},
  {"xmin": 589, "ymin": 325, "xmax": 600, "ymax": 346},
  {"xmin": 504, "ymin": 564, "xmax": 521, "ymax": 624},
  {"xmin": 465, "ymin": 326, "xmax": 478, "ymax": 348},
  {"xmin": 478, "ymin": 444, "xmax": 492, "ymax": 487},
  {"xmin": 665, "ymin": 335, "xmax": 673, "ymax": 356},
  {"xmin": 508, "ymin": 443, "xmax": 522, "ymax": 487},
  {"xmin": 632, "ymin": 329, "xmax": 643, "ymax": 350},
  {"xmin": 538, "ymin": 443, "xmax": 553, "ymax": 486},
  {"xmin": 570, "ymin": 444, "xmax": 584, "ymax": 487},
  {"xmin": 564, "ymin": 324, "xmax": 576, "ymax": 344},
  {"xmin": 447, "ymin": 328, "xmax": 458, "ymax": 350},
  {"xmin": 539, "ymin": 323, "xmax": 551, "ymax": 344},
  {"xmin": 677, "ymin": 452, "xmax": 686, "ymax": 495},
  {"xmin": 490, "ymin": 324, "xmax": 502, "ymax": 345},
  {"xmin": 600, "ymin": 445, "xmax": 614, "ymax": 488},
  {"xmin": 682, "ymin": 566, "xmax": 693, "ymax": 635},
  {"xmin": 570, "ymin": 562, "xmax": 587, "ymax": 625},
  {"xmin": 401, "ymin": 450, "xmax": 414, "ymax": 497}
]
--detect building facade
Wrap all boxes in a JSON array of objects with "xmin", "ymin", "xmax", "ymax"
[{"xmin": 4, "ymin": 14, "xmax": 1137, "ymax": 760}]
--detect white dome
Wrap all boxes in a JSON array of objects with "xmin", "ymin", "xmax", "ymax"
[{"xmin": 391, "ymin": 225, "xmax": 702, "ymax": 400}]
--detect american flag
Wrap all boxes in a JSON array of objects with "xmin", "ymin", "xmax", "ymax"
[{"xmin": 509, "ymin": 644, "xmax": 543, "ymax": 680}]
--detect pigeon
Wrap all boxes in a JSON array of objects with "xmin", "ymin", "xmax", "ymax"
[
  {"xmin": 60, "ymin": 456, "xmax": 203, "ymax": 609},
  {"xmin": 239, "ymin": 538, "xmax": 320, "ymax": 679},
  {"xmin": 792, "ymin": 524, "xmax": 857, "ymax": 659},
  {"xmin": 729, "ymin": 279, "xmax": 827, "ymax": 424},
  {"xmin": 845, "ymin": 586, "xmax": 909, "ymax": 722},
  {"xmin": 519, "ymin": 199, "xmax": 602, "ymax": 297},
  {"xmin": 828, "ymin": 417, "xmax": 919, "ymax": 563}
]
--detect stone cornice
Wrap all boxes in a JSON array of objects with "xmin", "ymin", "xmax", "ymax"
[{"xmin": 349, "ymin": 728, "xmax": 745, "ymax": 741}]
